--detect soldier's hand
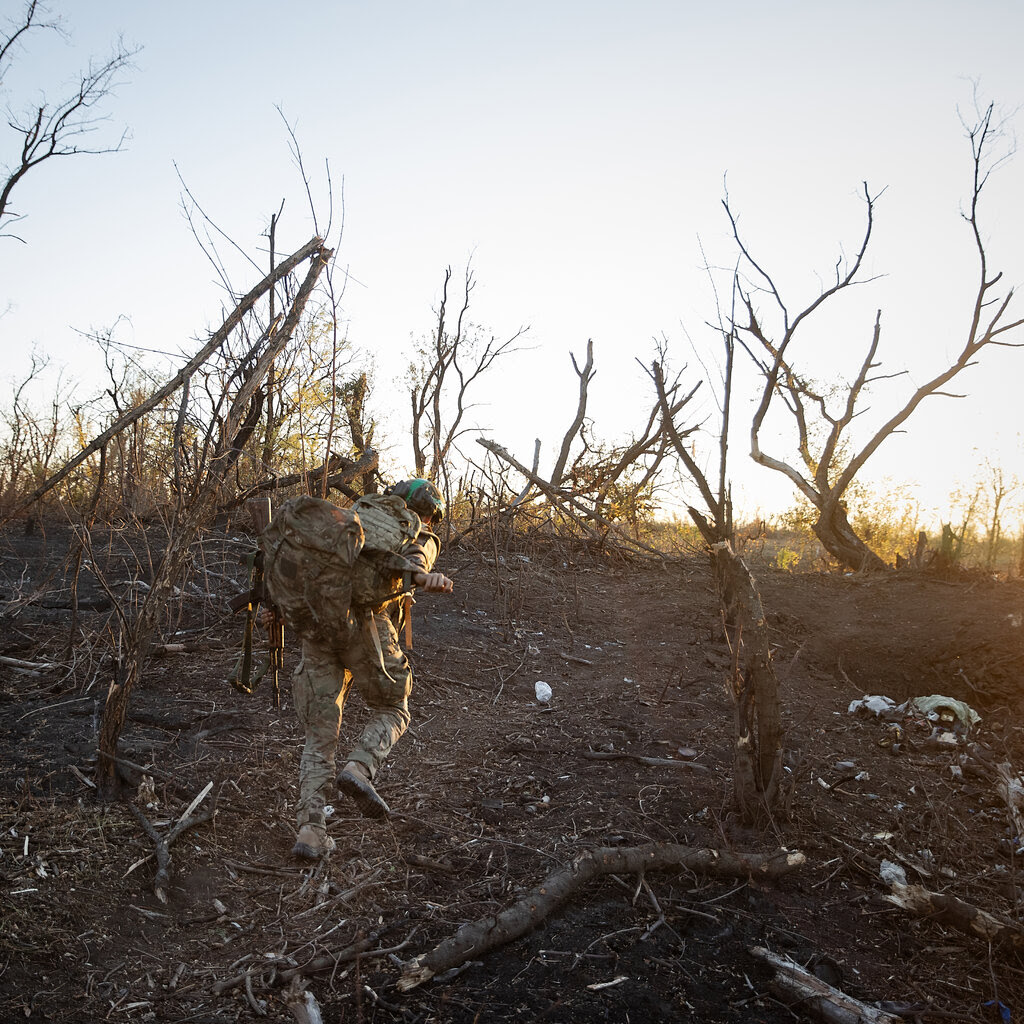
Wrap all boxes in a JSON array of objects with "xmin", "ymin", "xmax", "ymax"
[
  {"xmin": 413, "ymin": 571, "xmax": 454, "ymax": 594},
  {"xmin": 258, "ymin": 607, "xmax": 280, "ymax": 630}
]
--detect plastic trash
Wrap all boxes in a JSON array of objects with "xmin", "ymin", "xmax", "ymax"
[
  {"xmin": 879, "ymin": 859, "xmax": 907, "ymax": 887},
  {"xmin": 535, "ymin": 681, "xmax": 552, "ymax": 703},
  {"xmin": 908, "ymin": 695, "xmax": 981, "ymax": 734},
  {"xmin": 848, "ymin": 695, "xmax": 901, "ymax": 718}
]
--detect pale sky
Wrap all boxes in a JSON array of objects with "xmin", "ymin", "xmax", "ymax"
[{"xmin": 2, "ymin": 0, "xmax": 1023, "ymax": 524}]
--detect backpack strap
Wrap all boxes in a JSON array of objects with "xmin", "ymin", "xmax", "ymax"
[
  {"xmin": 361, "ymin": 610, "xmax": 400, "ymax": 684},
  {"xmin": 403, "ymin": 595, "xmax": 414, "ymax": 649}
]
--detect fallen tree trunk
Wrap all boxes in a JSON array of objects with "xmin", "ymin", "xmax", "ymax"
[
  {"xmin": 884, "ymin": 882, "xmax": 1024, "ymax": 948},
  {"xmin": 750, "ymin": 946, "xmax": 901, "ymax": 1024},
  {"xmin": 397, "ymin": 843, "xmax": 805, "ymax": 991},
  {"xmin": 476, "ymin": 439, "xmax": 666, "ymax": 557}
]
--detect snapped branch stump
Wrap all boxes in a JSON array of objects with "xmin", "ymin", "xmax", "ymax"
[
  {"xmin": 704, "ymin": 539, "xmax": 784, "ymax": 823},
  {"xmin": 127, "ymin": 796, "xmax": 216, "ymax": 904}
]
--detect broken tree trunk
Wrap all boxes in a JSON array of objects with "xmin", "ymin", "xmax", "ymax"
[
  {"xmin": 282, "ymin": 979, "xmax": 324, "ymax": 1024},
  {"xmin": 397, "ymin": 843, "xmax": 805, "ymax": 991},
  {"xmin": 813, "ymin": 501, "xmax": 888, "ymax": 573},
  {"xmin": 704, "ymin": 539, "xmax": 784, "ymax": 824},
  {"xmin": 750, "ymin": 947, "xmax": 901, "ymax": 1024}
]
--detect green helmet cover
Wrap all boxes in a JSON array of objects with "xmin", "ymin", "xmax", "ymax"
[{"xmin": 387, "ymin": 478, "xmax": 446, "ymax": 521}]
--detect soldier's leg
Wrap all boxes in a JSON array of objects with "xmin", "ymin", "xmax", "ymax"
[
  {"xmin": 292, "ymin": 639, "xmax": 352, "ymax": 831},
  {"xmin": 343, "ymin": 612, "xmax": 413, "ymax": 780}
]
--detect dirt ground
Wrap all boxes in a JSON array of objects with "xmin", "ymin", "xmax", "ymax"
[{"xmin": 2, "ymin": 518, "xmax": 1024, "ymax": 1022}]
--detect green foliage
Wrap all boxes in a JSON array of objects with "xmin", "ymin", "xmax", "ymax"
[{"xmin": 774, "ymin": 547, "xmax": 801, "ymax": 572}]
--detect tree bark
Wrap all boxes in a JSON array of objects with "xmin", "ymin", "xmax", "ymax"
[
  {"xmin": 710, "ymin": 541, "xmax": 784, "ymax": 823},
  {"xmin": 812, "ymin": 502, "xmax": 887, "ymax": 572}
]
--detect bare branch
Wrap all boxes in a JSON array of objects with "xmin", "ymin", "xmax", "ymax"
[
  {"xmin": 550, "ymin": 339, "xmax": 594, "ymax": 487},
  {"xmin": 1, "ymin": 5, "xmax": 138, "ymax": 236}
]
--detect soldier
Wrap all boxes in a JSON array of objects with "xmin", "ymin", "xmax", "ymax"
[{"xmin": 265, "ymin": 479, "xmax": 454, "ymax": 860}]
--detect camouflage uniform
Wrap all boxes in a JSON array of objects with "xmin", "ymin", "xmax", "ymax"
[{"xmin": 291, "ymin": 531, "xmax": 439, "ymax": 830}]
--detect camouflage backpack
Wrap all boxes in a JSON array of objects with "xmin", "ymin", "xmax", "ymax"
[{"xmin": 259, "ymin": 493, "xmax": 426, "ymax": 642}]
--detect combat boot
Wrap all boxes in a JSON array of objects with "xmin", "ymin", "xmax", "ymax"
[
  {"xmin": 337, "ymin": 761, "xmax": 390, "ymax": 819},
  {"xmin": 291, "ymin": 817, "xmax": 335, "ymax": 860}
]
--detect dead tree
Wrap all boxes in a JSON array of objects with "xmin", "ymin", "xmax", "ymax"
[
  {"xmin": 410, "ymin": 263, "xmax": 527, "ymax": 494},
  {"xmin": 94, "ymin": 237, "xmax": 332, "ymax": 793},
  {"xmin": 730, "ymin": 102, "xmax": 1024, "ymax": 571},
  {"xmin": 549, "ymin": 338, "xmax": 595, "ymax": 489},
  {"xmin": 0, "ymin": 0, "xmax": 137, "ymax": 241},
  {"xmin": 649, "ymin": 349, "xmax": 781, "ymax": 822},
  {"xmin": 499, "ymin": 340, "xmax": 678, "ymax": 536},
  {"xmin": 648, "ymin": 354, "xmax": 732, "ymax": 544}
]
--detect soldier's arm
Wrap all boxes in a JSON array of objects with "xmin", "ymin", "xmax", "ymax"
[
  {"xmin": 406, "ymin": 534, "xmax": 452, "ymax": 593},
  {"xmin": 413, "ymin": 571, "xmax": 454, "ymax": 593}
]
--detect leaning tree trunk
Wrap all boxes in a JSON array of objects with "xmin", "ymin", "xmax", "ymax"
[
  {"xmin": 813, "ymin": 500, "xmax": 887, "ymax": 572},
  {"xmin": 96, "ymin": 239, "xmax": 331, "ymax": 795}
]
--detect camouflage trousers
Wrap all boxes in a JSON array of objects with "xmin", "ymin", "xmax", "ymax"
[{"xmin": 291, "ymin": 610, "xmax": 412, "ymax": 828}]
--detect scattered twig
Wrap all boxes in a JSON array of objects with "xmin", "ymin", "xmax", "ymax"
[
  {"xmin": 281, "ymin": 931, "xmax": 417, "ymax": 982},
  {"xmin": 559, "ymin": 652, "xmax": 594, "ymax": 666},
  {"xmin": 127, "ymin": 791, "xmax": 218, "ymax": 903},
  {"xmin": 581, "ymin": 750, "xmax": 709, "ymax": 771}
]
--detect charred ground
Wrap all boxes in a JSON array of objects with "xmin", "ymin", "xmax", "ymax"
[{"xmin": 2, "ymin": 519, "xmax": 1023, "ymax": 1022}]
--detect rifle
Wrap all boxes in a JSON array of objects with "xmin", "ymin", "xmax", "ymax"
[{"xmin": 228, "ymin": 497, "xmax": 284, "ymax": 707}]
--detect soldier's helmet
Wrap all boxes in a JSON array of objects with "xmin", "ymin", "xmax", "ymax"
[{"xmin": 386, "ymin": 479, "xmax": 446, "ymax": 522}]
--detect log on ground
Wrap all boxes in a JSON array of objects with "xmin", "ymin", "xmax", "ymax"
[
  {"xmin": 750, "ymin": 946, "xmax": 901, "ymax": 1024},
  {"xmin": 397, "ymin": 843, "xmax": 805, "ymax": 991}
]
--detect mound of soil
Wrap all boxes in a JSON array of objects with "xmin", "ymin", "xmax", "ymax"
[{"xmin": 2, "ymin": 522, "xmax": 1023, "ymax": 1022}]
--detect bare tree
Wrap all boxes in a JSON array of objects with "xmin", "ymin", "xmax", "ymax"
[
  {"xmin": 649, "ymin": 336, "xmax": 784, "ymax": 824},
  {"xmin": 410, "ymin": 263, "xmax": 527, "ymax": 494},
  {"xmin": 0, "ymin": 0, "xmax": 137, "ymax": 241},
  {"xmin": 729, "ymin": 102, "xmax": 1024, "ymax": 571}
]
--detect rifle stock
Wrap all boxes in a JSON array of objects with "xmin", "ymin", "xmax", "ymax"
[{"xmin": 228, "ymin": 496, "xmax": 283, "ymax": 707}]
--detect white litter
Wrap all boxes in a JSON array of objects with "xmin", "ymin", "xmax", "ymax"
[{"xmin": 879, "ymin": 859, "xmax": 907, "ymax": 887}]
